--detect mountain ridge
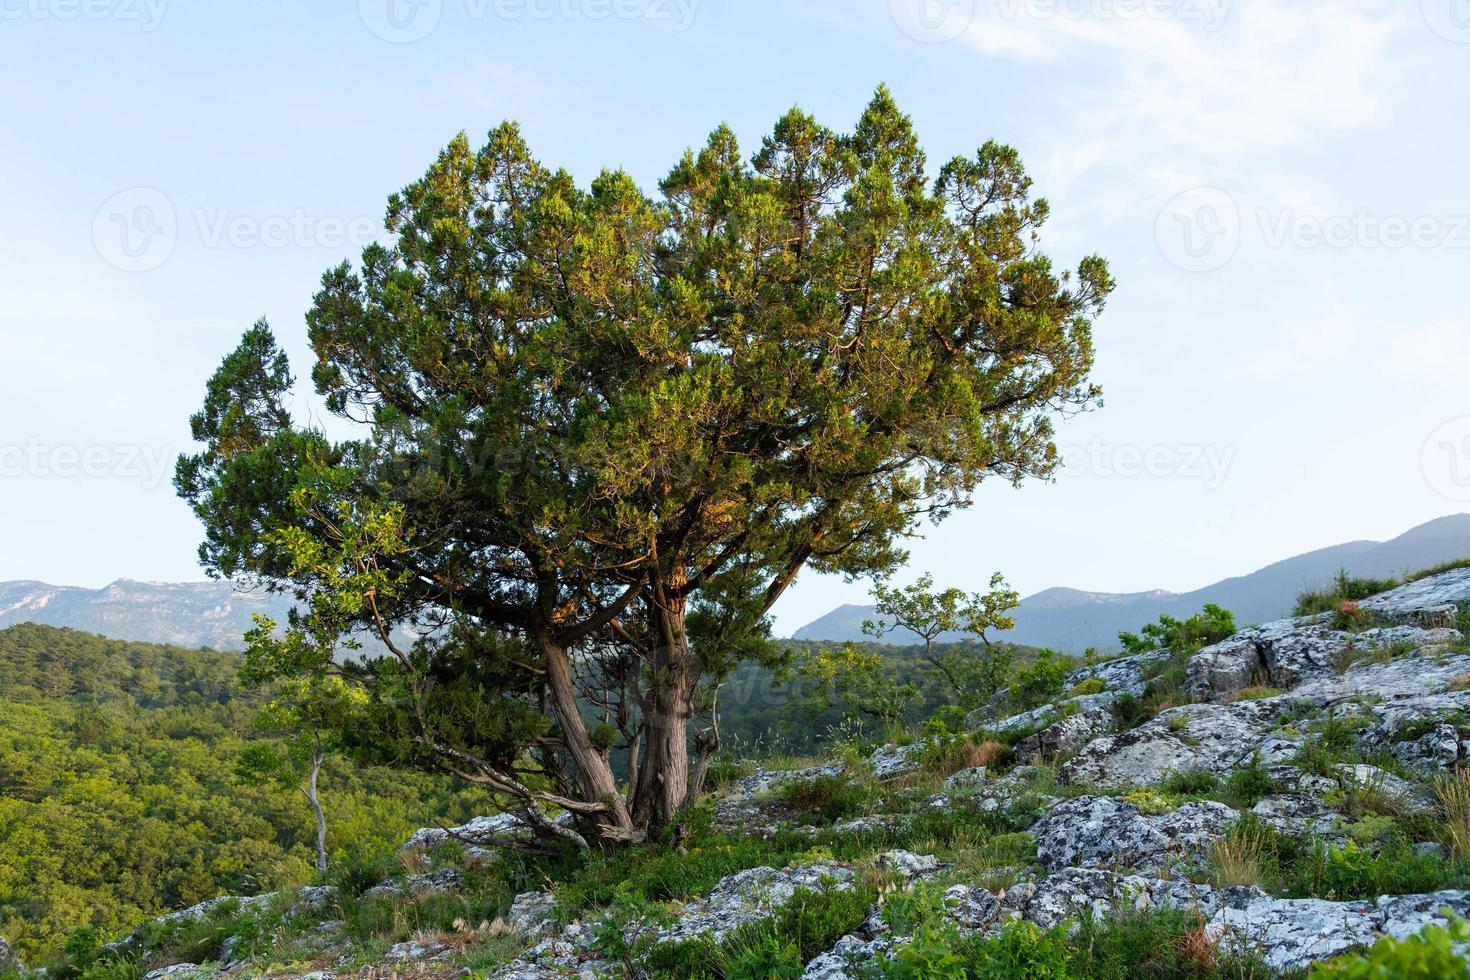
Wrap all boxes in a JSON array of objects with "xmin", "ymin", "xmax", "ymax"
[{"xmin": 794, "ymin": 514, "xmax": 1470, "ymax": 652}]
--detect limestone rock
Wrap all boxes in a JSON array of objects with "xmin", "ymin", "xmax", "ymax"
[
  {"xmin": 1030, "ymin": 796, "xmax": 1236, "ymax": 873},
  {"xmin": 1360, "ymin": 567, "xmax": 1470, "ymax": 625},
  {"xmin": 508, "ymin": 891, "xmax": 560, "ymax": 935},
  {"xmin": 870, "ymin": 742, "xmax": 927, "ymax": 779},
  {"xmin": 875, "ymin": 850, "xmax": 941, "ymax": 881},
  {"xmin": 801, "ymin": 935, "xmax": 899, "ymax": 980},
  {"xmin": 943, "ymin": 766, "xmax": 987, "ymax": 789},
  {"xmin": 943, "ymin": 885, "xmax": 1002, "ymax": 930},
  {"xmin": 362, "ymin": 868, "xmax": 460, "ymax": 901},
  {"xmin": 657, "ymin": 863, "xmax": 855, "ymax": 946},
  {"xmin": 1016, "ymin": 867, "xmax": 1225, "ymax": 930},
  {"xmin": 1208, "ymin": 894, "xmax": 1378, "ymax": 973},
  {"xmin": 1014, "ymin": 704, "xmax": 1116, "ymax": 762}
]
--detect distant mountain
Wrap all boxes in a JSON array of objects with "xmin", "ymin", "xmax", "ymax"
[
  {"xmin": 793, "ymin": 514, "xmax": 1470, "ymax": 654},
  {"xmin": 0, "ymin": 578, "xmax": 292, "ymax": 650},
  {"xmin": 0, "ymin": 578, "xmax": 411, "ymax": 653}
]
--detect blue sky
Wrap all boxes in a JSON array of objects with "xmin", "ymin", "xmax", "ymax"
[{"xmin": 2, "ymin": 0, "xmax": 1468, "ymax": 634}]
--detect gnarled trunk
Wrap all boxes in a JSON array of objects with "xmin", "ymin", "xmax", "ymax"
[
  {"xmin": 630, "ymin": 598, "xmax": 698, "ymax": 832},
  {"xmin": 538, "ymin": 633, "xmax": 639, "ymax": 843}
]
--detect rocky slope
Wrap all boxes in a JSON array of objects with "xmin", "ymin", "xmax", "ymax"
[{"xmin": 25, "ymin": 566, "xmax": 1470, "ymax": 978}]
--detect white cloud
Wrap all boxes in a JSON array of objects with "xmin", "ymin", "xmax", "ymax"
[{"xmin": 961, "ymin": 0, "xmax": 1404, "ymax": 159}]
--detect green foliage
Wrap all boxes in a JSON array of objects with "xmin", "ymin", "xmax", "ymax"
[
  {"xmin": 778, "ymin": 774, "xmax": 881, "ymax": 823},
  {"xmin": 1119, "ymin": 604, "xmax": 1236, "ymax": 657},
  {"xmin": 1221, "ymin": 755, "xmax": 1276, "ymax": 808},
  {"xmin": 643, "ymin": 885, "xmax": 875, "ymax": 979},
  {"xmin": 1160, "ymin": 769, "xmax": 1220, "ymax": 797},
  {"xmin": 0, "ymin": 624, "xmax": 490, "ymax": 958},
  {"xmin": 1111, "ymin": 605, "xmax": 1237, "ymax": 728},
  {"xmin": 789, "ymin": 643, "xmax": 922, "ymax": 733},
  {"xmin": 1310, "ymin": 917, "xmax": 1470, "ymax": 979},
  {"xmin": 1295, "ymin": 570, "xmax": 1399, "ymax": 618},
  {"xmin": 1007, "ymin": 649, "xmax": 1071, "ymax": 711},
  {"xmin": 176, "ymin": 88, "xmax": 1112, "ymax": 840},
  {"xmin": 1066, "ymin": 677, "xmax": 1106, "ymax": 698},
  {"xmin": 865, "ymin": 573, "xmax": 1021, "ymax": 708}
]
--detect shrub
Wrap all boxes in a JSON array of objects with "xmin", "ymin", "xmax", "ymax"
[
  {"xmin": 1309, "ymin": 917, "xmax": 1470, "ymax": 978},
  {"xmin": 780, "ymin": 774, "xmax": 878, "ymax": 822},
  {"xmin": 1008, "ymin": 650, "xmax": 1071, "ymax": 711},
  {"xmin": 1161, "ymin": 769, "xmax": 1220, "ymax": 797},
  {"xmin": 1222, "ymin": 756, "xmax": 1275, "ymax": 808},
  {"xmin": 1066, "ymin": 677, "xmax": 1106, "ymax": 698}
]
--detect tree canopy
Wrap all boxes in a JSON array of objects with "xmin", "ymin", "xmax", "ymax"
[{"xmin": 176, "ymin": 86, "xmax": 1113, "ymax": 846}]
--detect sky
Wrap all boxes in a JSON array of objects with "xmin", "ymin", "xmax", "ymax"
[{"xmin": 1, "ymin": 0, "xmax": 1468, "ymax": 636}]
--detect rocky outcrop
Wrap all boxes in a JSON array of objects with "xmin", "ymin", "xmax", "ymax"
[
  {"xmin": 1030, "ymin": 796, "xmax": 1237, "ymax": 872},
  {"xmin": 508, "ymin": 891, "xmax": 560, "ymax": 936},
  {"xmin": 1360, "ymin": 567, "xmax": 1470, "ymax": 625},
  {"xmin": 361, "ymin": 868, "xmax": 460, "ymax": 901},
  {"xmin": 1014, "ymin": 702, "xmax": 1117, "ymax": 762},
  {"xmin": 869, "ymin": 742, "xmax": 926, "ymax": 778},
  {"xmin": 1187, "ymin": 620, "xmax": 1460, "ymax": 703},
  {"xmin": 657, "ymin": 863, "xmax": 856, "ymax": 946}
]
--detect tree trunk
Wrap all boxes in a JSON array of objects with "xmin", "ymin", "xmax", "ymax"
[
  {"xmin": 306, "ymin": 749, "xmax": 327, "ymax": 875},
  {"xmin": 631, "ymin": 601, "xmax": 697, "ymax": 832},
  {"xmin": 538, "ymin": 633, "xmax": 638, "ymax": 843}
]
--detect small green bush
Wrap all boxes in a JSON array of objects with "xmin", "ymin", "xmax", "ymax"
[{"xmin": 1309, "ymin": 917, "xmax": 1470, "ymax": 978}]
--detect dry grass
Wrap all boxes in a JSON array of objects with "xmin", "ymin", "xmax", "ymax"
[
  {"xmin": 1211, "ymin": 824, "xmax": 1266, "ymax": 888},
  {"xmin": 1174, "ymin": 918, "xmax": 1219, "ymax": 973},
  {"xmin": 1449, "ymin": 674, "xmax": 1470, "ymax": 692},
  {"xmin": 1435, "ymin": 767, "xmax": 1470, "ymax": 858},
  {"xmin": 1339, "ymin": 771, "xmax": 1403, "ymax": 818}
]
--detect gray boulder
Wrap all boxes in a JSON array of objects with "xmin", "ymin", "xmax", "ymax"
[
  {"xmin": 657, "ymin": 862, "xmax": 855, "ymax": 946},
  {"xmin": 1030, "ymin": 796, "xmax": 1237, "ymax": 872},
  {"xmin": 1208, "ymin": 894, "xmax": 1379, "ymax": 973},
  {"xmin": 1016, "ymin": 867, "xmax": 1226, "ymax": 930},
  {"xmin": 1360, "ymin": 567, "xmax": 1470, "ymax": 625}
]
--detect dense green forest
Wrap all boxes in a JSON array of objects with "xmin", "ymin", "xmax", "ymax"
[
  {"xmin": 0, "ymin": 623, "xmax": 493, "ymax": 958},
  {"xmin": 0, "ymin": 620, "xmax": 1044, "ymax": 958}
]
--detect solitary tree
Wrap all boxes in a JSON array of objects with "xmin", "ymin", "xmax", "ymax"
[
  {"xmin": 864, "ymin": 572, "xmax": 1020, "ymax": 704},
  {"xmin": 234, "ymin": 667, "xmax": 357, "ymax": 874},
  {"xmin": 176, "ymin": 87, "xmax": 1112, "ymax": 848}
]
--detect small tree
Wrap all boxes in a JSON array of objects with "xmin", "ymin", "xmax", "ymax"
[
  {"xmin": 864, "ymin": 572, "xmax": 1020, "ymax": 705},
  {"xmin": 235, "ymin": 662, "xmax": 358, "ymax": 874}
]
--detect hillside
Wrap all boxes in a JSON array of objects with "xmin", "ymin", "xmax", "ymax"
[
  {"xmin": 30, "ymin": 565, "xmax": 1470, "ymax": 978},
  {"xmin": 0, "ymin": 624, "xmax": 491, "ymax": 960},
  {"xmin": 796, "ymin": 514, "xmax": 1470, "ymax": 652}
]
